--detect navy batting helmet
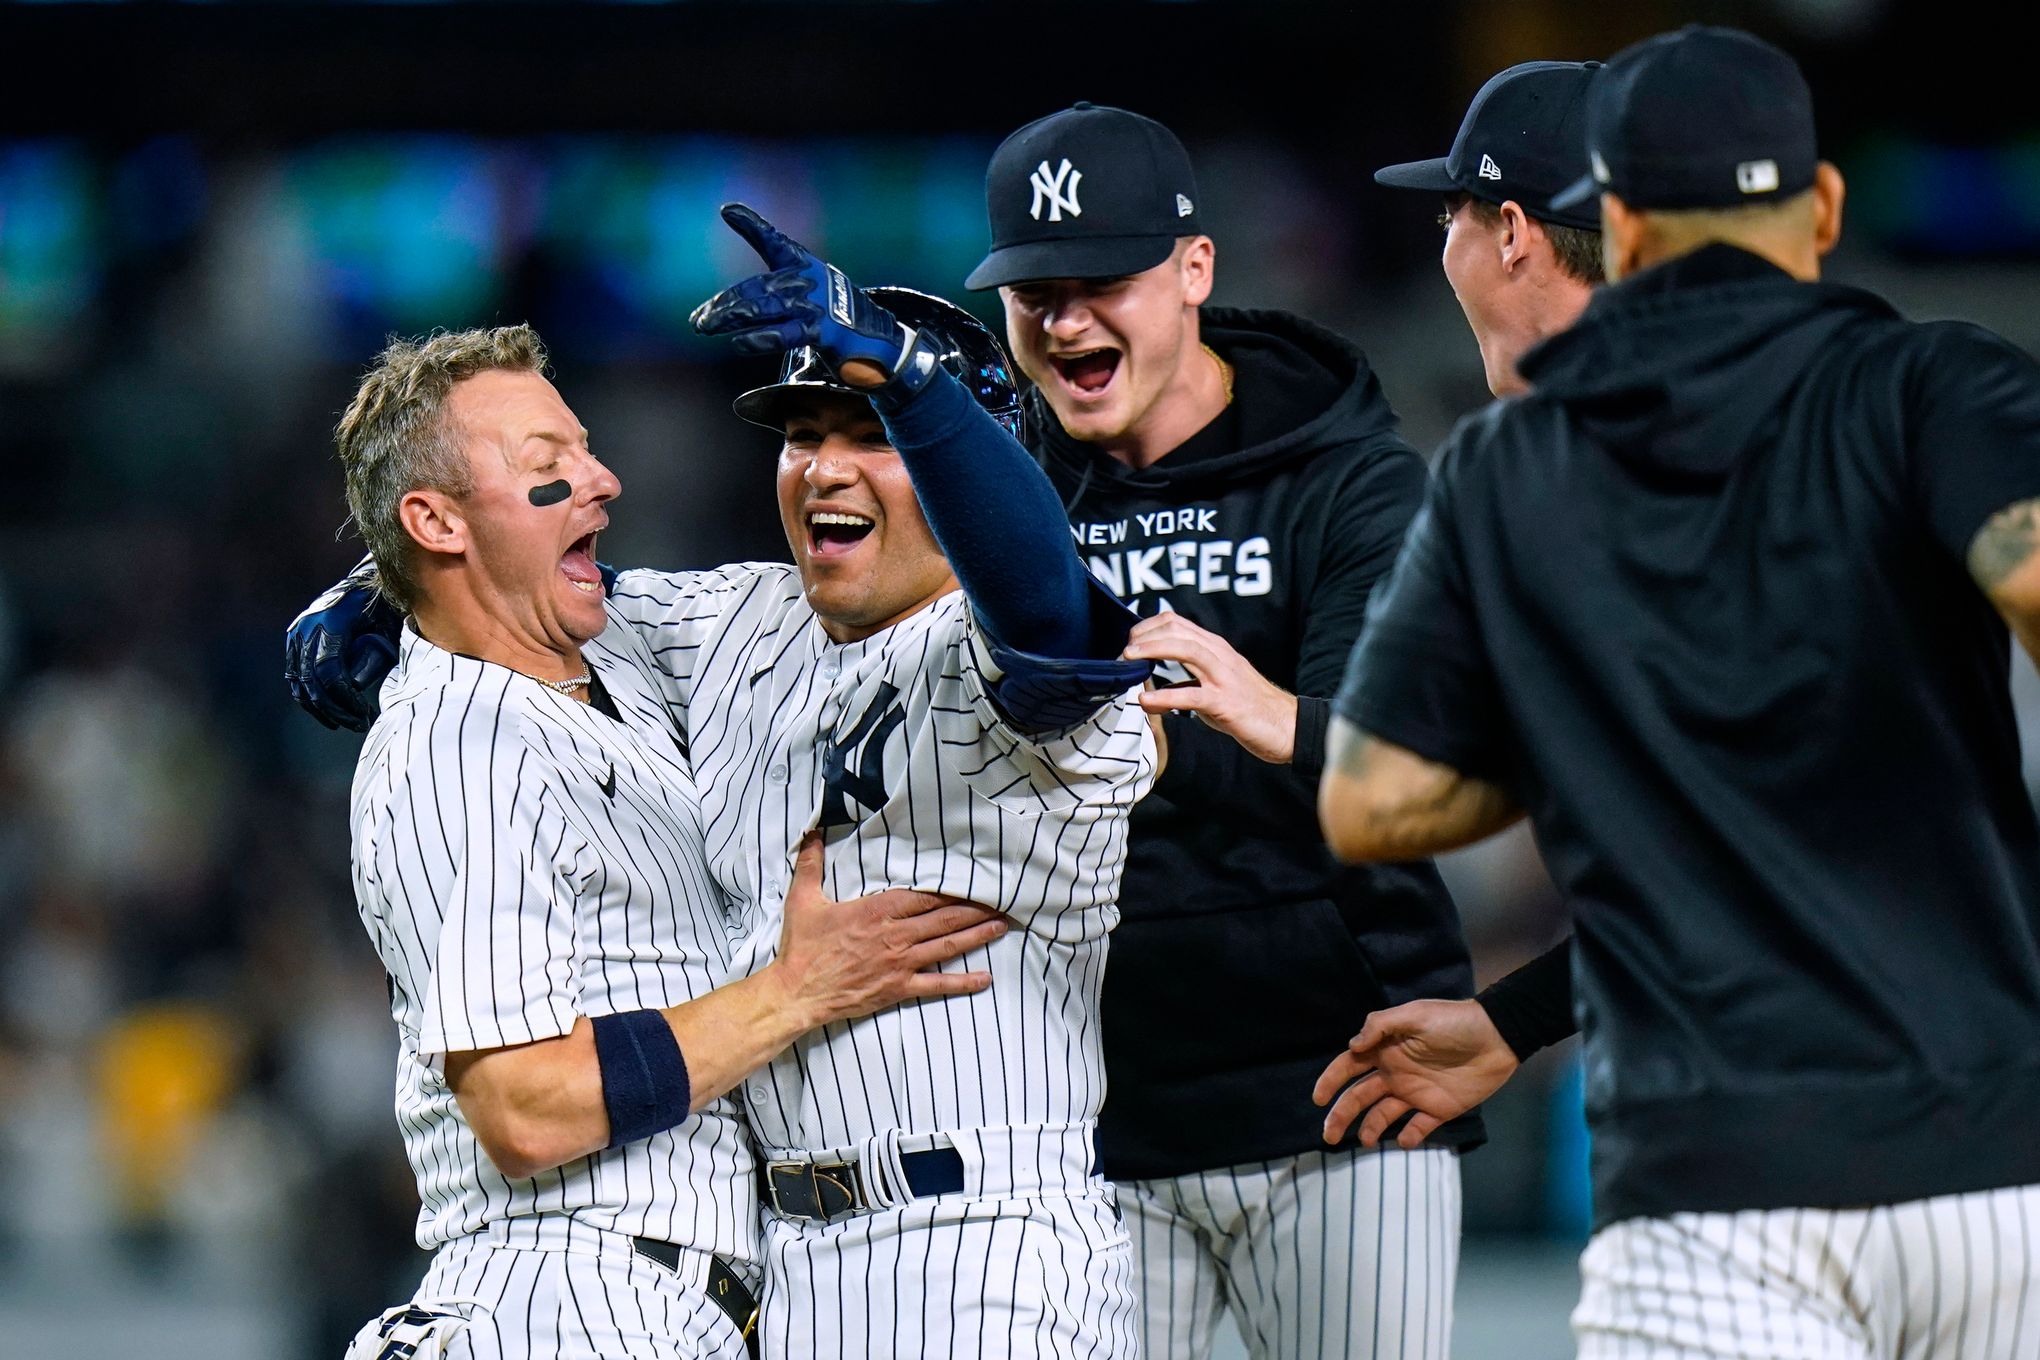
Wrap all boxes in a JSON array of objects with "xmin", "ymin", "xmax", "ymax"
[{"xmin": 731, "ymin": 286, "xmax": 1024, "ymax": 441}]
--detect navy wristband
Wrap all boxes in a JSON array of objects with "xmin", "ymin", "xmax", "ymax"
[{"xmin": 591, "ymin": 1009, "xmax": 692, "ymax": 1149}]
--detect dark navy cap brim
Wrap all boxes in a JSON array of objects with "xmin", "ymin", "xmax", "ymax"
[
  {"xmin": 1550, "ymin": 173, "xmax": 1601, "ymax": 213},
  {"xmin": 1373, "ymin": 157, "xmax": 1462, "ymax": 193},
  {"xmin": 732, "ymin": 377, "xmax": 868, "ymax": 431},
  {"xmin": 965, "ymin": 233, "xmax": 1179, "ymax": 290}
]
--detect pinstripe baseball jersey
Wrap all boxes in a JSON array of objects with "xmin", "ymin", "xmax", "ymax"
[
  {"xmin": 609, "ymin": 563, "xmax": 1156, "ymax": 1154},
  {"xmin": 349, "ymin": 613, "xmax": 755, "ymax": 1256}
]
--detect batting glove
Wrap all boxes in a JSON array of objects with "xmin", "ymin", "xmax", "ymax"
[
  {"xmin": 284, "ymin": 557, "xmax": 402, "ymax": 732},
  {"xmin": 689, "ymin": 203, "xmax": 944, "ymax": 401}
]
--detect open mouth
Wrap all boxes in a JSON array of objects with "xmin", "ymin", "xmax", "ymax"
[
  {"xmin": 1050, "ymin": 347, "xmax": 1121, "ymax": 398},
  {"xmin": 808, "ymin": 510, "xmax": 875, "ymax": 560},
  {"xmin": 560, "ymin": 530, "xmax": 601, "ymax": 593}
]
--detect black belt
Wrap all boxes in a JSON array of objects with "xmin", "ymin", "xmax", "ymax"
[
  {"xmin": 631, "ymin": 1240, "xmax": 758, "ymax": 1357},
  {"xmin": 761, "ymin": 1145, "xmax": 966, "ymax": 1222}
]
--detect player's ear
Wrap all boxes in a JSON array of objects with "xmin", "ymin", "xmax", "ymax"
[
  {"xmin": 400, "ymin": 488, "xmax": 467, "ymax": 559},
  {"xmin": 1811, "ymin": 161, "xmax": 1846, "ymax": 259},
  {"xmin": 1599, "ymin": 193, "xmax": 1644, "ymax": 283},
  {"xmin": 1177, "ymin": 235, "xmax": 1215, "ymax": 308},
  {"xmin": 1496, "ymin": 202, "xmax": 1533, "ymax": 273}
]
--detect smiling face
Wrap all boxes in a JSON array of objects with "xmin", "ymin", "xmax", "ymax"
[
  {"xmin": 1000, "ymin": 237, "xmax": 1215, "ymax": 461},
  {"xmin": 404, "ymin": 369, "xmax": 619, "ymax": 653},
  {"xmin": 775, "ymin": 393, "xmax": 958, "ymax": 642}
]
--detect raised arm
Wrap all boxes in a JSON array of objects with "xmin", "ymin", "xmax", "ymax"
[{"xmin": 689, "ymin": 203, "xmax": 1138, "ymax": 670}]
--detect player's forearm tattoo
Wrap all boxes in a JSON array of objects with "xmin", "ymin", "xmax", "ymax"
[
  {"xmin": 1967, "ymin": 498, "xmax": 2040, "ymax": 590},
  {"xmin": 1325, "ymin": 724, "xmax": 1517, "ymax": 858}
]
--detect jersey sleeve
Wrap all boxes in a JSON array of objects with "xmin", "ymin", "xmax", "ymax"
[
  {"xmin": 1333, "ymin": 444, "xmax": 1514, "ymax": 781},
  {"xmin": 935, "ymin": 601, "xmax": 1158, "ymax": 815},
  {"xmin": 386, "ymin": 708, "xmax": 591, "ymax": 1063},
  {"xmin": 1903, "ymin": 322, "xmax": 2040, "ymax": 562}
]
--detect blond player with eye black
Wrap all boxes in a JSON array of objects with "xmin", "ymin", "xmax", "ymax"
[{"xmin": 312, "ymin": 325, "xmax": 1008, "ymax": 1360}]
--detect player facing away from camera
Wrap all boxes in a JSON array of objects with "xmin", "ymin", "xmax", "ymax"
[
  {"xmin": 967, "ymin": 103, "xmax": 1472, "ymax": 1360},
  {"xmin": 1320, "ymin": 27, "xmax": 2040, "ymax": 1359},
  {"xmin": 1313, "ymin": 61, "xmax": 1610, "ymax": 1154},
  {"xmin": 324, "ymin": 326, "xmax": 1008, "ymax": 1360},
  {"xmin": 604, "ymin": 207, "xmax": 1158, "ymax": 1360}
]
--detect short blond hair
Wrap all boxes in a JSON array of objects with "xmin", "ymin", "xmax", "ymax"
[{"xmin": 335, "ymin": 325, "xmax": 549, "ymax": 611}]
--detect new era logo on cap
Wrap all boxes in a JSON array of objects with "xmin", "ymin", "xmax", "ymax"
[
  {"xmin": 1370, "ymin": 61, "xmax": 1605, "ymax": 232},
  {"xmin": 968, "ymin": 102, "xmax": 1203, "ymax": 290}
]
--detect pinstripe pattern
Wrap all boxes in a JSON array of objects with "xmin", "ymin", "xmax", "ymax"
[
  {"xmin": 1574, "ymin": 1183, "xmax": 2040, "ymax": 1359},
  {"xmin": 609, "ymin": 563, "xmax": 1153, "ymax": 1355},
  {"xmin": 755, "ymin": 1194, "xmax": 1138, "ymax": 1360},
  {"xmin": 1121, "ymin": 1147, "xmax": 1459, "ymax": 1360},
  {"xmin": 609, "ymin": 564, "xmax": 1154, "ymax": 1153},
  {"xmin": 360, "ymin": 1221, "xmax": 754, "ymax": 1359},
  {"xmin": 349, "ymin": 616, "xmax": 755, "ymax": 1259}
]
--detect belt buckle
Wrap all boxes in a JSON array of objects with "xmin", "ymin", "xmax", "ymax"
[{"xmin": 765, "ymin": 1157, "xmax": 865, "ymax": 1222}]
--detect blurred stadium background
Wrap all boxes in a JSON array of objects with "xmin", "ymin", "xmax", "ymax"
[{"xmin": 0, "ymin": 0, "xmax": 2032, "ymax": 1355}]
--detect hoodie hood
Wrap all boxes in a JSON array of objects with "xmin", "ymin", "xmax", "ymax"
[
  {"xmin": 1030, "ymin": 306, "xmax": 1409, "ymax": 500},
  {"xmin": 1519, "ymin": 244, "xmax": 1899, "ymax": 480}
]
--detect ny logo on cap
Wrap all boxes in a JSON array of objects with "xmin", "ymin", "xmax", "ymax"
[
  {"xmin": 1478, "ymin": 154, "xmax": 1502, "ymax": 181},
  {"xmin": 1029, "ymin": 158, "xmax": 1083, "ymax": 222}
]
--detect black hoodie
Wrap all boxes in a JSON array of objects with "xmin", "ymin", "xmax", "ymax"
[
  {"xmin": 1338, "ymin": 246, "xmax": 2040, "ymax": 1226},
  {"xmin": 1030, "ymin": 306, "xmax": 1482, "ymax": 1179}
]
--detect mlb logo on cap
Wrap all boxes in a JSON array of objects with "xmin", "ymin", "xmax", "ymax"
[{"xmin": 1551, "ymin": 25, "xmax": 1818, "ymax": 215}]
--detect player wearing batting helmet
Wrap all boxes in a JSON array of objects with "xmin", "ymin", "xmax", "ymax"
[
  {"xmin": 291, "ymin": 204, "xmax": 1160, "ymax": 1359},
  {"xmin": 316, "ymin": 324, "xmax": 1008, "ymax": 1360},
  {"xmin": 1323, "ymin": 26, "xmax": 2040, "ymax": 1357}
]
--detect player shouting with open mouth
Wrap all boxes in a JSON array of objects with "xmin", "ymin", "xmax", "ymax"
[{"xmin": 291, "ymin": 205, "xmax": 1159, "ymax": 1358}]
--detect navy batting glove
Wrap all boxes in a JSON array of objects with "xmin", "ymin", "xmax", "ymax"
[
  {"xmin": 689, "ymin": 203, "xmax": 944, "ymax": 401},
  {"xmin": 284, "ymin": 557, "xmax": 402, "ymax": 733},
  {"xmin": 598, "ymin": 560, "xmax": 619, "ymax": 598}
]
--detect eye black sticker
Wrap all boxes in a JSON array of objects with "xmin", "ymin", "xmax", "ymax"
[{"xmin": 528, "ymin": 479, "xmax": 572, "ymax": 507}]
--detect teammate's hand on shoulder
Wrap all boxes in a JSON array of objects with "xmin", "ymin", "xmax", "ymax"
[
  {"xmin": 769, "ymin": 834, "xmax": 1009, "ymax": 1029},
  {"xmin": 284, "ymin": 556, "xmax": 404, "ymax": 733},
  {"xmin": 1121, "ymin": 612, "xmax": 1299, "ymax": 763},
  {"xmin": 1311, "ymin": 998, "xmax": 1519, "ymax": 1150},
  {"xmin": 690, "ymin": 203, "xmax": 941, "ymax": 397}
]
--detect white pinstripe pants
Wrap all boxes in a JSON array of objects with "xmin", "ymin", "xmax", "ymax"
[
  {"xmin": 350, "ymin": 1226, "xmax": 755, "ymax": 1360},
  {"xmin": 756, "ymin": 1191, "xmax": 1139, "ymax": 1359},
  {"xmin": 1120, "ymin": 1146, "xmax": 1461, "ymax": 1360},
  {"xmin": 1574, "ymin": 1183, "xmax": 2040, "ymax": 1359}
]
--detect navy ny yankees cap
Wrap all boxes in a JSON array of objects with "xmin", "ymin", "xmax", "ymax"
[
  {"xmin": 1551, "ymin": 26, "xmax": 1817, "ymax": 214},
  {"xmin": 966, "ymin": 102, "xmax": 1202, "ymax": 290},
  {"xmin": 1375, "ymin": 60, "xmax": 1604, "ymax": 232}
]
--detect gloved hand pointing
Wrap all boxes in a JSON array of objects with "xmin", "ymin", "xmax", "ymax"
[{"xmin": 689, "ymin": 203, "xmax": 943, "ymax": 399}]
